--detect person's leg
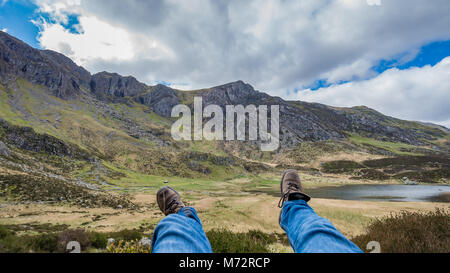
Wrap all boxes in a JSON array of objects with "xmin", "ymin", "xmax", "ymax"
[
  {"xmin": 278, "ymin": 170, "xmax": 362, "ymax": 253},
  {"xmin": 151, "ymin": 186, "xmax": 212, "ymax": 253},
  {"xmin": 280, "ymin": 199, "xmax": 362, "ymax": 253},
  {"xmin": 152, "ymin": 206, "xmax": 212, "ymax": 253}
]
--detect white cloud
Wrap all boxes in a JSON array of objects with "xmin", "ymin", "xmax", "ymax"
[
  {"xmin": 36, "ymin": 16, "xmax": 135, "ymax": 63},
  {"xmin": 295, "ymin": 57, "xmax": 450, "ymax": 127},
  {"xmin": 366, "ymin": 0, "xmax": 382, "ymax": 6},
  {"xmin": 30, "ymin": 0, "xmax": 450, "ymax": 126},
  {"xmin": 1, "ymin": 28, "xmax": 7, "ymax": 32}
]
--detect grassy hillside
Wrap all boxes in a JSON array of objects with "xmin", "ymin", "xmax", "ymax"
[
  {"xmin": 1, "ymin": 78, "xmax": 449, "ymax": 253},
  {"xmin": 1, "ymin": 78, "xmax": 449, "ymax": 184}
]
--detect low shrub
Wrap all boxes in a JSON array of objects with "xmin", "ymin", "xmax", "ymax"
[
  {"xmin": 363, "ymin": 156, "xmax": 449, "ymax": 168},
  {"xmin": 321, "ymin": 160, "xmax": 364, "ymax": 174},
  {"xmin": 27, "ymin": 233, "xmax": 59, "ymax": 252},
  {"xmin": 206, "ymin": 229, "xmax": 277, "ymax": 253},
  {"xmin": 351, "ymin": 168, "xmax": 390, "ymax": 180},
  {"xmin": 0, "ymin": 225, "xmax": 12, "ymax": 239},
  {"xmin": 106, "ymin": 240, "xmax": 150, "ymax": 253},
  {"xmin": 352, "ymin": 209, "xmax": 450, "ymax": 253},
  {"xmin": 393, "ymin": 169, "xmax": 450, "ymax": 183},
  {"xmin": 0, "ymin": 226, "xmax": 147, "ymax": 253},
  {"xmin": 89, "ymin": 232, "xmax": 108, "ymax": 249},
  {"xmin": 106, "ymin": 229, "xmax": 143, "ymax": 241},
  {"xmin": 57, "ymin": 229, "xmax": 90, "ymax": 252}
]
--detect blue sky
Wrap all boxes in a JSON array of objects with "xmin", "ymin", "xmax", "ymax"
[
  {"xmin": 1, "ymin": 0, "xmax": 450, "ymax": 127},
  {"xmin": 373, "ymin": 41, "xmax": 450, "ymax": 73},
  {"xmin": 305, "ymin": 40, "xmax": 450, "ymax": 90},
  {"xmin": 0, "ymin": 0, "xmax": 40, "ymax": 47},
  {"xmin": 0, "ymin": 0, "xmax": 80, "ymax": 48}
]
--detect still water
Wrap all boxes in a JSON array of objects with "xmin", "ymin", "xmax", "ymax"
[{"xmin": 306, "ymin": 184, "xmax": 450, "ymax": 202}]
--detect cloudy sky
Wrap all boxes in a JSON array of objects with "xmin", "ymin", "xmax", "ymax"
[{"xmin": 1, "ymin": 0, "xmax": 450, "ymax": 127}]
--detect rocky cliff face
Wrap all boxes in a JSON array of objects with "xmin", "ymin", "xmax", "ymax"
[
  {"xmin": 136, "ymin": 84, "xmax": 179, "ymax": 117},
  {"xmin": 90, "ymin": 71, "xmax": 147, "ymax": 98},
  {"xmin": 0, "ymin": 31, "xmax": 147, "ymax": 100},
  {"xmin": 0, "ymin": 31, "xmax": 91, "ymax": 98},
  {"xmin": 192, "ymin": 80, "xmax": 429, "ymax": 146},
  {"xmin": 0, "ymin": 119, "xmax": 89, "ymax": 159}
]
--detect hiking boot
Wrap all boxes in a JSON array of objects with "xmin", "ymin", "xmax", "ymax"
[
  {"xmin": 157, "ymin": 186, "xmax": 185, "ymax": 215},
  {"xmin": 278, "ymin": 170, "xmax": 311, "ymax": 225},
  {"xmin": 278, "ymin": 169, "xmax": 310, "ymax": 208}
]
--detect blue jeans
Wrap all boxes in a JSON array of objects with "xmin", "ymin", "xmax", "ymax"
[
  {"xmin": 280, "ymin": 200, "xmax": 362, "ymax": 253},
  {"xmin": 152, "ymin": 207, "xmax": 213, "ymax": 253},
  {"xmin": 152, "ymin": 200, "xmax": 362, "ymax": 253}
]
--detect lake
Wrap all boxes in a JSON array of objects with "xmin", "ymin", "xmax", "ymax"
[{"xmin": 306, "ymin": 184, "xmax": 450, "ymax": 202}]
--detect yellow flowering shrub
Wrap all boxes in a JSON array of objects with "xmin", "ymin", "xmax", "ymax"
[{"xmin": 106, "ymin": 240, "xmax": 151, "ymax": 253}]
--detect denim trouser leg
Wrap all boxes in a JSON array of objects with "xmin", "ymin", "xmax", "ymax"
[
  {"xmin": 151, "ymin": 207, "xmax": 213, "ymax": 253},
  {"xmin": 280, "ymin": 199, "xmax": 362, "ymax": 253}
]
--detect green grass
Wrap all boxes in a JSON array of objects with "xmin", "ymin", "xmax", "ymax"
[
  {"xmin": 206, "ymin": 229, "xmax": 279, "ymax": 253},
  {"xmin": 0, "ymin": 85, "xmax": 31, "ymax": 127},
  {"xmin": 316, "ymin": 208, "xmax": 372, "ymax": 233},
  {"xmin": 349, "ymin": 134, "xmax": 424, "ymax": 156},
  {"xmin": 285, "ymin": 140, "xmax": 356, "ymax": 163},
  {"xmin": 101, "ymin": 160, "xmax": 224, "ymax": 192},
  {"xmin": 188, "ymin": 140, "xmax": 228, "ymax": 156}
]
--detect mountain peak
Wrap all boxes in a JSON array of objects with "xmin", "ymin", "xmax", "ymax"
[
  {"xmin": 90, "ymin": 71, "xmax": 147, "ymax": 98},
  {"xmin": 214, "ymin": 80, "xmax": 251, "ymax": 89},
  {"xmin": 0, "ymin": 30, "xmax": 90, "ymax": 98}
]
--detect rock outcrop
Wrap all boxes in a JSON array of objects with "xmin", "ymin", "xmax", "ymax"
[
  {"xmin": 402, "ymin": 177, "xmax": 419, "ymax": 185},
  {"xmin": 90, "ymin": 71, "xmax": 147, "ymax": 98},
  {"xmin": 136, "ymin": 84, "xmax": 179, "ymax": 117},
  {"xmin": 0, "ymin": 119, "xmax": 88, "ymax": 159},
  {"xmin": 0, "ymin": 31, "xmax": 91, "ymax": 98},
  {"xmin": 194, "ymin": 80, "xmax": 429, "ymax": 146},
  {"xmin": 0, "ymin": 140, "xmax": 10, "ymax": 156}
]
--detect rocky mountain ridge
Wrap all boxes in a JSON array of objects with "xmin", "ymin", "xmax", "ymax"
[{"xmin": 0, "ymin": 30, "xmax": 448, "ymax": 148}]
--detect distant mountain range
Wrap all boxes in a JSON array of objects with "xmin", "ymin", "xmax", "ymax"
[
  {"xmin": 1, "ymin": 31, "xmax": 448, "ymax": 148},
  {"xmin": 0, "ymin": 30, "xmax": 449, "ymax": 184}
]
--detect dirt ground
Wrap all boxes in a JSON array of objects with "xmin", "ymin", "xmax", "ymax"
[{"xmin": 1, "ymin": 191, "xmax": 447, "ymax": 240}]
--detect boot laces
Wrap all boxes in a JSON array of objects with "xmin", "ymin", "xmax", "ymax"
[
  {"xmin": 278, "ymin": 182, "xmax": 300, "ymax": 208},
  {"xmin": 166, "ymin": 198, "xmax": 182, "ymax": 214}
]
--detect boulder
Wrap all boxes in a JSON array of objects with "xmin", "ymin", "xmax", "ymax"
[
  {"xmin": 139, "ymin": 237, "xmax": 152, "ymax": 249},
  {"xmin": 106, "ymin": 238, "xmax": 115, "ymax": 248},
  {"xmin": 402, "ymin": 177, "xmax": 418, "ymax": 185},
  {"xmin": 0, "ymin": 141, "xmax": 11, "ymax": 156}
]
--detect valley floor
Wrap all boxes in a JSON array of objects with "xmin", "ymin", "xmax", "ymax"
[{"xmin": 1, "ymin": 171, "xmax": 448, "ymax": 253}]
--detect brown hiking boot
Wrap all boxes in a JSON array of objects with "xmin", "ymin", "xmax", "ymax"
[
  {"xmin": 278, "ymin": 169, "xmax": 310, "ymax": 208},
  {"xmin": 157, "ymin": 186, "xmax": 185, "ymax": 215}
]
